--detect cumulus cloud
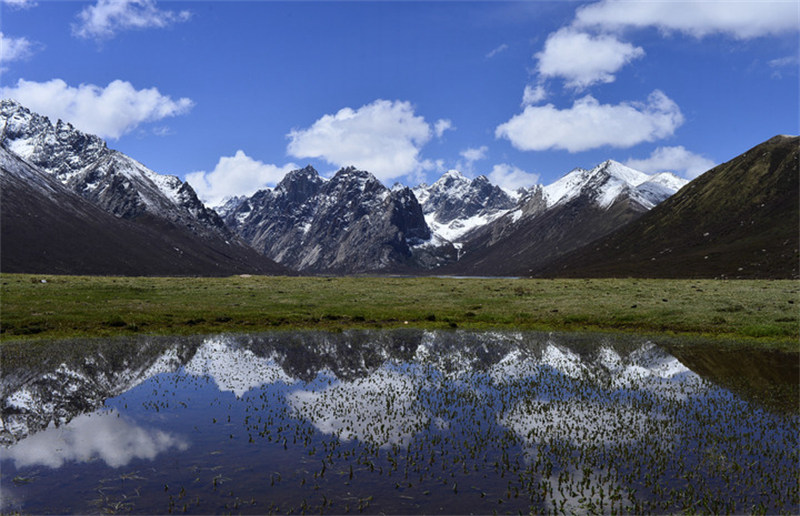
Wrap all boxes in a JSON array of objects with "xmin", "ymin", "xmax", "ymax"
[
  {"xmin": 522, "ymin": 84, "xmax": 547, "ymax": 106},
  {"xmin": 488, "ymin": 163, "xmax": 540, "ymax": 191},
  {"xmin": 536, "ymin": 28, "xmax": 645, "ymax": 90},
  {"xmin": 434, "ymin": 118, "xmax": 454, "ymax": 138},
  {"xmin": 73, "ymin": 0, "xmax": 191, "ymax": 40},
  {"xmin": 0, "ymin": 78, "xmax": 193, "ymax": 139},
  {"xmin": 0, "ymin": 32, "xmax": 38, "ymax": 64},
  {"xmin": 496, "ymin": 90, "xmax": 684, "ymax": 153},
  {"xmin": 625, "ymin": 145, "xmax": 716, "ymax": 179},
  {"xmin": 459, "ymin": 145, "xmax": 488, "ymax": 163},
  {"xmin": 287, "ymin": 99, "xmax": 435, "ymax": 182},
  {"xmin": 186, "ymin": 151, "xmax": 299, "ymax": 207},
  {"xmin": 574, "ymin": 0, "xmax": 799, "ymax": 39}
]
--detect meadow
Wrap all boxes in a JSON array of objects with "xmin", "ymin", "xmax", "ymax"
[{"xmin": 1, "ymin": 274, "xmax": 797, "ymax": 347}]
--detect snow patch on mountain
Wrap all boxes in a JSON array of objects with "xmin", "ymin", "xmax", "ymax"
[{"xmin": 413, "ymin": 169, "xmax": 518, "ymax": 244}]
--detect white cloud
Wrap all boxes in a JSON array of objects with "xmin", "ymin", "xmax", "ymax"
[
  {"xmin": 0, "ymin": 32, "xmax": 37, "ymax": 64},
  {"xmin": 496, "ymin": 90, "xmax": 684, "ymax": 153},
  {"xmin": 0, "ymin": 78, "xmax": 193, "ymax": 139},
  {"xmin": 625, "ymin": 146, "xmax": 716, "ymax": 179},
  {"xmin": 73, "ymin": 0, "xmax": 191, "ymax": 40},
  {"xmin": 486, "ymin": 43, "xmax": 509, "ymax": 58},
  {"xmin": 574, "ymin": 0, "xmax": 799, "ymax": 39},
  {"xmin": 186, "ymin": 151, "xmax": 299, "ymax": 207},
  {"xmin": 286, "ymin": 99, "xmax": 435, "ymax": 182},
  {"xmin": 536, "ymin": 28, "xmax": 645, "ymax": 90},
  {"xmin": 769, "ymin": 56, "xmax": 799, "ymax": 68},
  {"xmin": 768, "ymin": 55, "xmax": 799, "ymax": 78},
  {"xmin": 522, "ymin": 83, "xmax": 547, "ymax": 105},
  {"xmin": 488, "ymin": 163, "xmax": 540, "ymax": 191},
  {"xmin": 1, "ymin": 0, "xmax": 37, "ymax": 8},
  {"xmin": 434, "ymin": 118, "xmax": 454, "ymax": 138},
  {"xmin": 459, "ymin": 145, "xmax": 488, "ymax": 163}
]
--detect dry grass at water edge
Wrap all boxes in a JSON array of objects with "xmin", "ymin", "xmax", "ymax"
[{"xmin": 0, "ymin": 274, "xmax": 797, "ymax": 346}]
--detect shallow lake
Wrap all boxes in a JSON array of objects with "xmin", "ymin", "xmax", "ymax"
[{"xmin": 1, "ymin": 330, "xmax": 798, "ymax": 514}]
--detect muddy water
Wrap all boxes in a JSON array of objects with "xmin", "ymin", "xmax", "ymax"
[{"xmin": 1, "ymin": 330, "xmax": 797, "ymax": 514}]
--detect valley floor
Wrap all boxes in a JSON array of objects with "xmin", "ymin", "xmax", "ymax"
[{"xmin": 0, "ymin": 274, "xmax": 797, "ymax": 348}]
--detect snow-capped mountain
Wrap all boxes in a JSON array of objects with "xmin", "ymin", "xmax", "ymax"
[
  {"xmin": 0, "ymin": 99, "xmax": 288, "ymax": 275},
  {"xmin": 222, "ymin": 165, "xmax": 433, "ymax": 273},
  {"xmin": 542, "ymin": 160, "xmax": 687, "ymax": 210},
  {"xmin": 0, "ymin": 99, "xmax": 224, "ymax": 237},
  {"xmin": 413, "ymin": 170, "xmax": 518, "ymax": 243},
  {"xmin": 440, "ymin": 160, "xmax": 687, "ymax": 276}
]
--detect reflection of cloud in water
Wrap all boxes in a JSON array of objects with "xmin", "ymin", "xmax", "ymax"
[
  {"xmin": 287, "ymin": 368, "xmax": 428, "ymax": 447},
  {"xmin": 184, "ymin": 337, "xmax": 294, "ymax": 396},
  {"xmin": 3, "ymin": 410, "xmax": 188, "ymax": 469}
]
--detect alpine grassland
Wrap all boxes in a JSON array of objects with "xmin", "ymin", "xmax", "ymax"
[{"xmin": 1, "ymin": 274, "xmax": 797, "ymax": 347}]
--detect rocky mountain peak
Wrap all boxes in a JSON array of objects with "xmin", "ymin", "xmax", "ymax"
[
  {"xmin": 0, "ymin": 101, "xmax": 235, "ymax": 238},
  {"xmin": 276, "ymin": 165, "xmax": 324, "ymax": 205},
  {"xmin": 1, "ymin": 99, "xmax": 108, "ymax": 180},
  {"xmin": 326, "ymin": 166, "xmax": 385, "ymax": 197}
]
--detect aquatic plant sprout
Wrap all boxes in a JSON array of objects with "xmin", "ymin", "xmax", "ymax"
[{"xmin": 1, "ymin": 330, "xmax": 797, "ymax": 514}]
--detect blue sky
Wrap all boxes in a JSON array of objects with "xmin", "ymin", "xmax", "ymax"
[{"xmin": 2, "ymin": 0, "xmax": 797, "ymax": 205}]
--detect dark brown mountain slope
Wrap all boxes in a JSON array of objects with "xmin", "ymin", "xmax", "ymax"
[
  {"xmin": 533, "ymin": 135, "xmax": 799, "ymax": 279},
  {"xmin": 0, "ymin": 146, "xmax": 291, "ymax": 276}
]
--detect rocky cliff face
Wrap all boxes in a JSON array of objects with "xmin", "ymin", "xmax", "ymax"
[{"xmin": 223, "ymin": 166, "xmax": 432, "ymax": 273}]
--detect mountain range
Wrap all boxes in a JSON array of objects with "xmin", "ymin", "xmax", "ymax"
[
  {"xmin": 0, "ymin": 100, "xmax": 288, "ymax": 276},
  {"xmin": 1, "ymin": 99, "xmax": 795, "ymax": 279}
]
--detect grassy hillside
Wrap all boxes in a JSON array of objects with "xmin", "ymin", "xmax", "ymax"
[
  {"xmin": 1, "ymin": 274, "xmax": 797, "ymax": 346},
  {"xmin": 535, "ymin": 135, "xmax": 799, "ymax": 279}
]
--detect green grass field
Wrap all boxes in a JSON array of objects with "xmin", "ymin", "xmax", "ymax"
[{"xmin": 1, "ymin": 274, "xmax": 797, "ymax": 347}]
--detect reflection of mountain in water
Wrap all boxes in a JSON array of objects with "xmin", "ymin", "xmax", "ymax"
[
  {"xmin": 2, "ymin": 331, "xmax": 796, "ymax": 448},
  {"xmin": 1, "ymin": 337, "xmax": 199, "ymax": 445}
]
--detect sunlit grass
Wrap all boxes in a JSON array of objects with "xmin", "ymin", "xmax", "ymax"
[{"xmin": 1, "ymin": 273, "xmax": 797, "ymax": 346}]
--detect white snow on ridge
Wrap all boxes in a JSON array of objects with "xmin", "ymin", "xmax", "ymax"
[
  {"xmin": 542, "ymin": 160, "xmax": 687, "ymax": 209},
  {"xmin": 424, "ymin": 209, "xmax": 509, "ymax": 243}
]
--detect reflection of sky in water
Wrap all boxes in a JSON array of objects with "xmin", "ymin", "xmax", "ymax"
[{"xmin": 1, "ymin": 409, "xmax": 188, "ymax": 468}]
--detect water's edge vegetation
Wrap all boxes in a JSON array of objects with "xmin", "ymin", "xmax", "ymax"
[{"xmin": 1, "ymin": 274, "xmax": 797, "ymax": 347}]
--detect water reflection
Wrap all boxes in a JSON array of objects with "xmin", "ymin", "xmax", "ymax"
[
  {"xmin": 185, "ymin": 338, "xmax": 294, "ymax": 397},
  {"xmin": 4, "ymin": 410, "xmax": 188, "ymax": 468},
  {"xmin": 287, "ymin": 367, "xmax": 429, "ymax": 447},
  {"xmin": 0, "ymin": 330, "xmax": 797, "ymax": 514}
]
